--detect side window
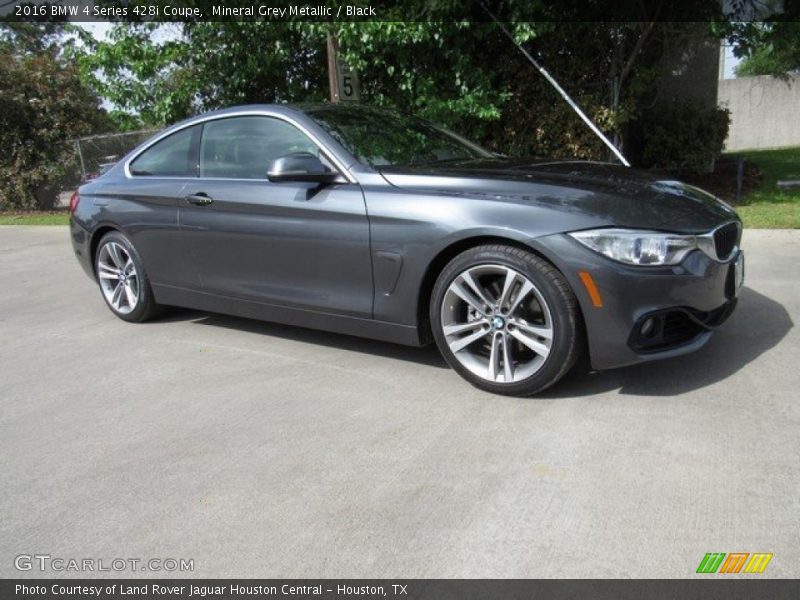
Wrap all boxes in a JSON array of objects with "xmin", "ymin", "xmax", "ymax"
[
  {"xmin": 129, "ymin": 125, "xmax": 200, "ymax": 177},
  {"xmin": 200, "ymin": 116, "xmax": 320, "ymax": 179}
]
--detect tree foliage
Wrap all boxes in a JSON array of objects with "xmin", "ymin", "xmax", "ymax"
[
  {"xmin": 69, "ymin": 1, "xmax": 732, "ymax": 168},
  {"xmin": 0, "ymin": 24, "xmax": 111, "ymax": 209},
  {"xmin": 72, "ymin": 22, "xmax": 329, "ymax": 128},
  {"xmin": 733, "ymin": 22, "xmax": 800, "ymax": 77},
  {"xmin": 637, "ymin": 101, "xmax": 730, "ymax": 171},
  {"xmin": 72, "ymin": 19, "xmax": 516, "ymax": 130},
  {"xmin": 71, "ymin": 19, "xmax": 659, "ymax": 156}
]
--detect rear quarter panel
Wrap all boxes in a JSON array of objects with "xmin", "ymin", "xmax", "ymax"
[{"xmin": 72, "ymin": 176, "xmax": 188, "ymax": 289}]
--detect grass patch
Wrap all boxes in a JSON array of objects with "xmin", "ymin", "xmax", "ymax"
[
  {"xmin": 736, "ymin": 202, "xmax": 800, "ymax": 228},
  {"xmin": 0, "ymin": 211, "xmax": 70, "ymax": 225},
  {"xmin": 731, "ymin": 147, "xmax": 800, "ymax": 228}
]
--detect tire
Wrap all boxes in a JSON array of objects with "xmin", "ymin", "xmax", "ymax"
[
  {"xmin": 430, "ymin": 244, "xmax": 584, "ymax": 396},
  {"xmin": 94, "ymin": 230, "xmax": 161, "ymax": 323}
]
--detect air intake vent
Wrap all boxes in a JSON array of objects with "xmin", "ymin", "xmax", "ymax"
[{"xmin": 629, "ymin": 302, "xmax": 738, "ymax": 353}]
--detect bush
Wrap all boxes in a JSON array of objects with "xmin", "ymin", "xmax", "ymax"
[
  {"xmin": 0, "ymin": 47, "xmax": 110, "ymax": 210},
  {"xmin": 634, "ymin": 102, "xmax": 730, "ymax": 172}
]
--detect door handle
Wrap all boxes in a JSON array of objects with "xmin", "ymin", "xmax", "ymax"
[{"xmin": 185, "ymin": 193, "xmax": 213, "ymax": 206}]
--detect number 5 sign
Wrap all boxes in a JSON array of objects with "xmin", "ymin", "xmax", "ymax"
[
  {"xmin": 337, "ymin": 65, "xmax": 360, "ymax": 102},
  {"xmin": 327, "ymin": 33, "xmax": 360, "ymax": 103}
]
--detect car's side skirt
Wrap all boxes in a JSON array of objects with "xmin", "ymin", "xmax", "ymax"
[{"xmin": 152, "ymin": 284, "xmax": 424, "ymax": 347}]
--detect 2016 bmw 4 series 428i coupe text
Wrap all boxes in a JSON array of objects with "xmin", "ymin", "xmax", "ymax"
[{"xmin": 70, "ymin": 104, "xmax": 744, "ymax": 396}]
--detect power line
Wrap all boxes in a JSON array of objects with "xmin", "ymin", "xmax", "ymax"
[{"xmin": 481, "ymin": 3, "xmax": 631, "ymax": 167}]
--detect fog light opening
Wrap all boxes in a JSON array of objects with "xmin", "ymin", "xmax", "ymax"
[{"xmin": 640, "ymin": 316, "xmax": 657, "ymax": 338}]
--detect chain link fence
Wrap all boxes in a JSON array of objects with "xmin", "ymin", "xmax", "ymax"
[
  {"xmin": 43, "ymin": 130, "xmax": 157, "ymax": 209},
  {"xmin": 74, "ymin": 129, "xmax": 157, "ymax": 182}
]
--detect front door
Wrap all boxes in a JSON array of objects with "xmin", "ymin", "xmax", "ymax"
[{"xmin": 178, "ymin": 115, "xmax": 373, "ymax": 318}]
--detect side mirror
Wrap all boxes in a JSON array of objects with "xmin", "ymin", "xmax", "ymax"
[{"xmin": 267, "ymin": 152, "xmax": 340, "ymax": 183}]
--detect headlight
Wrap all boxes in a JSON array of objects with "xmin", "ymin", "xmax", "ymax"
[{"xmin": 568, "ymin": 229, "xmax": 697, "ymax": 266}]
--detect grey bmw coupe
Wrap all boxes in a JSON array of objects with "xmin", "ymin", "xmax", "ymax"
[{"xmin": 70, "ymin": 104, "xmax": 744, "ymax": 396}]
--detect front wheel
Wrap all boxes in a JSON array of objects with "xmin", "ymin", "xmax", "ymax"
[{"xmin": 430, "ymin": 244, "xmax": 584, "ymax": 396}]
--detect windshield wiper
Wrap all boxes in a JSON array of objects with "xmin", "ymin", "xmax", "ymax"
[{"xmin": 415, "ymin": 156, "xmax": 498, "ymax": 166}]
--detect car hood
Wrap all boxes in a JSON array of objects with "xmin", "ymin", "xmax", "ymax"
[{"xmin": 378, "ymin": 158, "xmax": 739, "ymax": 233}]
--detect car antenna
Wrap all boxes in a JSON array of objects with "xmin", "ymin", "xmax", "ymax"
[{"xmin": 481, "ymin": 3, "xmax": 631, "ymax": 167}]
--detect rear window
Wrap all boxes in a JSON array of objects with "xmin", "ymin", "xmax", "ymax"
[{"xmin": 129, "ymin": 125, "xmax": 200, "ymax": 177}]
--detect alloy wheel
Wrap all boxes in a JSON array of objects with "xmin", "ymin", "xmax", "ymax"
[
  {"xmin": 97, "ymin": 241, "xmax": 140, "ymax": 315},
  {"xmin": 440, "ymin": 264, "xmax": 553, "ymax": 384}
]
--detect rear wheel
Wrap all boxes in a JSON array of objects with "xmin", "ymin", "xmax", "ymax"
[
  {"xmin": 94, "ymin": 231, "xmax": 160, "ymax": 322},
  {"xmin": 430, "ymin": 244, "xmax": 584, "ymax": 396}
]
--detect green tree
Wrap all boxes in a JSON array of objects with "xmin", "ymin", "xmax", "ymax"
[
  {"xmin": 72, "ymin": 19, "xmax": 516, "ymax": 129},
  {"xmin": 72, "ymin": 22, "xmax": 329, "ymax": 128},
  {"xmin": 733, "ymin": 22, "xmax": 800, "ymax": 77},
  {"xmin": 71, "ymin": 1, "xmax": 729, "ymax": 168},
  {"xmin": 71, "ymin": 1, "xmax": 555, "ymax": 129},
  {"xmin": 0, "ymin": 22, "xmax": 67, "ymax": 54},
  {"xmin": 0, "ymin": 24, "xmax": 111, "ymax": 209}
]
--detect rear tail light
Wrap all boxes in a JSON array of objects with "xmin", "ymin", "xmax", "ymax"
[{"xmin": 69, "ymin": 191, "xmax": 80, "ymax": 215}]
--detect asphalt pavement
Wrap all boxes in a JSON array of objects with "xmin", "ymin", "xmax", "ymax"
[{"xmin": 0, "ymin": 226, "xmax": 797, "ymax": 578}]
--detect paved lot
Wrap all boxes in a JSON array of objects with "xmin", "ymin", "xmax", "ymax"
[{"xmin": 0, "ymin": 226, "xmax": 797, "ymax": 578}]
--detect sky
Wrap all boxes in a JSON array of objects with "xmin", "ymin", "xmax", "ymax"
[
  {"xmin": 77, "ymin": 21, "xmax": 182, "ymax": 44},
  {"xmin": 722, "ymin": 44, "xmax": 743, "ymax": 79},
  {"xmin": 79, "ymin": 21, "xmax": 112, "ymax": 41}
]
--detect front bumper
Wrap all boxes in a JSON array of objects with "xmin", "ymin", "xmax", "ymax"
[{"xmin": 532, "ymin": 233, "xmax": 742, "ymax": 370}]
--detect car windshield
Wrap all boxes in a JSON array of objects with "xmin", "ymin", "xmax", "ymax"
[{"xmin": 304, "ymin": 106, "xmax": 494, "ymax": 168}]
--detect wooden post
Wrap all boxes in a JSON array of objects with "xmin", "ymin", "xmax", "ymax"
[
  {"xmin": 327, "ymin": 32, "xmax": 340, "ymax": 103},
  {"xmin": 736, "ymin": 156, "xmax": 744, "ymax": 203}
]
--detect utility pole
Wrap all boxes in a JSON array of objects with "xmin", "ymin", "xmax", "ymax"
[
  {"xmin": 327, "ymin": 32, "xmax": 340, "ymax": 103},
  {"xmin": 326, "ymin": 30, "xmax": 360, "ymax": 103}
]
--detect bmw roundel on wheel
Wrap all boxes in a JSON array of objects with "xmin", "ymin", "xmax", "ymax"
[{"xmin": 69, "ymin": 104, "xmax": 743, "ymax": 396}]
